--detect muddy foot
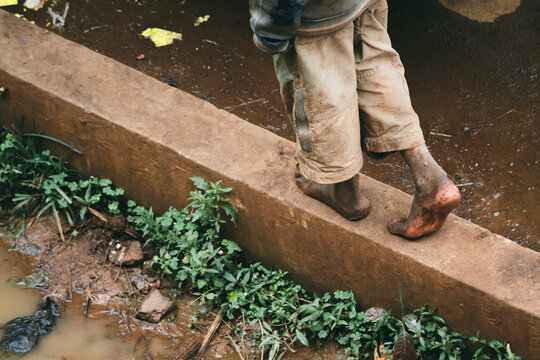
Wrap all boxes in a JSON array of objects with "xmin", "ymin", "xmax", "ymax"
[
  {"xmin": 388, "ymin": 176, "xmax": 461, "ymax": 239},
  {"xmin": 295, "ymin": 170, "xmax": 371, "ymax": 220}
]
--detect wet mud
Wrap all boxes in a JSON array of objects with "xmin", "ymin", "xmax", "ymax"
[
  {"xmin": 3, "ymin": 0, "xmax": 538, "ymax": 250},
  {"xmin": 0, "ymin": 217, "xmax": 340, "ymax": 359}
]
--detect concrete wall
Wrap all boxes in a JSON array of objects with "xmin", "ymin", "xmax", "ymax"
[{"xmin": 1, "ymin": 10, "xmax": 538, "ymax": 358}]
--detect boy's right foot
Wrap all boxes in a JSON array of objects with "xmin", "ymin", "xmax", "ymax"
[{"xmin": 294, "ymin": 170, "xmax": 371, "ymax": 220}]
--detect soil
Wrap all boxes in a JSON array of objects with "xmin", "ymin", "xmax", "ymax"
[
  {"xmin": 0, "ymin": 216, "xmax": 341, "ymax": 359},
  {"xmin": 3, "ymin": 0, "xmax": 538, "ymax": 250}
]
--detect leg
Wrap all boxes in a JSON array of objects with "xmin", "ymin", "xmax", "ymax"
[
  {"xmin": 295, "ymin": 171, "xmax": 371, "ymax": 221},
  {"xmin": 388, "ymin": 144, "xmax": 461, "ymax": 239},
  {"xmin": 354, "ymin": 1, "xmax": 459, "ymax": 238},
  {"xmin": 273, "ymin": 24, "xmax": 370, "ymax": 220}
]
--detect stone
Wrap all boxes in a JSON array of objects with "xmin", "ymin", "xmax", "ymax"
[
  {"xmin": 105, "ymin": 214, "xmax": 126, "ymax": 234},
  {"xmin": 109, "ymin": 240, "xmax": 144, "ymax": 266},
  {"xmin": 135, "ymin": 288, "xmax": 176, "ymax": 323}
]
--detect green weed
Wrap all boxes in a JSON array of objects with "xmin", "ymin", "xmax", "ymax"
[{"xmin": 0, "ymin": 108, "xmax": 520, "ymax": 360}]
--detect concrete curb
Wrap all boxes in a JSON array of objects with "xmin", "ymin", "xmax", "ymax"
[{"xmin": 1, "ymin": 10, "xmax": 538, "ymax": 358}]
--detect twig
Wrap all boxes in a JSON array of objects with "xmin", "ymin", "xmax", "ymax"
[
  {"xmin": 226, "ymin": 334, "xmax": 246, "ymax": 360},
  {"xmin": 25, "ymin": 217, "xmax": 36, "ymax": 230},
  {"xmin": 88, "ymin": 207, "xmax": 108, "ymax": 222},
  {"xmin": 195, "ymin": 309, "xmax": 223, "ymax": 360},
  {"xmin": 68, "ymin": 268, "xmax": 72, "ymax": 300},
  {"xmin": 472, "ymin": 127, "xmax": 483, "ymax": 136},
  {"xmin": 124, "ymin": 313, "xmax": 132, "ymax": 334},
  {"xmin": 429, "ymin": 131, "xmax": 452, "ymax": 138},
  {"xmin": 456, "ymin": 182, "xmax": 475, "ymax": 187},
  {"xmin": 241, "ymin": 313, "xmax": 247, "ymax": 359},
  {"xmin": 84, "ymin": 297, "xmax": 91, "ymax": 319},
  {"xmin": 52, "ymin": 205, "xmax": 65, "ymax": 242},
  {"xmin": 225, "ymin": 98, "xmax": 266, "ymax": 112},
  {"xmin": 124, "ymin": 268, "xmax": 135, "ymax": 294},
  {"xmin": 113, "ymin": 268, "xmax": 121, "ymax": 282},
  {"xmin": 103, "ymin": 241, "xmax": 112, "ymax": 265},
  {"xmin": 496, "ymin": 108, "xmax": 516, "ymax": 119}
]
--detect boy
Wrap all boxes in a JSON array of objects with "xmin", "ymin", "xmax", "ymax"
[{"xmin": 250, "ymin": 0, "xmax": 460, "ymax": 239}]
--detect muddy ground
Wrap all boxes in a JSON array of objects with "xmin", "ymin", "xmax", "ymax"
[
  {"xmin": 3, "ymin": 0, "xmax": 538, "ymax": 250},
  {"xmin": 0, "ymin": 216, "xmax": 340, "ymax": 359}
]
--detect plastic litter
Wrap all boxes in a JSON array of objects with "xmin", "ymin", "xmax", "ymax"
[
  {"xmin": 0, "ymin": 298, "xmax": 60, "ymax": 354},
  {"xmin": 47, "ymin": 2, "xmax": 69, "ymax": 28},
  {"xmin": 194, "ymin": 14, "xmax": 210, "ymax": 26},
  {"xmin": 23, "ymin": 0, "xmax": 45, "ymax": 10},
  {"xmin": 0, "ymin": 0, "xmax": 18, "ymax": 7},
  {"xmin": 141, "ymin": 28, "xmax": 183, "ymax": 47}
]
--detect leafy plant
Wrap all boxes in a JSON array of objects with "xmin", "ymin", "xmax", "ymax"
[
  {"xmin": 1, "ymin": 108, "xmax": 123, "ymax": 240},
  {"xmin": 1, "ymin": 108, "xmax": 521, "ymax": 360}
]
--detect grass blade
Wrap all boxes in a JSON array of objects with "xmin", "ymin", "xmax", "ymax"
[{"xmin": 23, "ymin": 133, "xmax": 83, "ymax": 154}]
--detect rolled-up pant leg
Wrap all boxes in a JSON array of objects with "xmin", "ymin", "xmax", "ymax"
[
  {"xmin": 273, "ymin": 23, "xmax": 363, "ymax": 184},
  {"xmin": 354, "ymin": 0, "xmax": 425, "ymax": 152}
]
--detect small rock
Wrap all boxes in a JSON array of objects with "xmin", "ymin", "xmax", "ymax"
[
  {"xmin": 109, "ymin": 241, "xmax": 144, "ymax": 266},
  {"xmin": 131, "ymin": 274, "xmax": 158, "ymax": 294},
  {"xmin": 135, "ymin": 288, "xmax": 176, "ymax": 323},
  {"xmin": 106, "ymin": 215, "xmax": 126, "ymax": 234},
  {"xmin": 136, "ymin": 53, "xmax": 146, "ymax": 60}
]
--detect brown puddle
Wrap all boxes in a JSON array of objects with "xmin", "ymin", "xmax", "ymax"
[
  {"xmin": 3, "ymin": 0, "xmax": 538, "ymax": 250},
  {"xmin": 0, "ymin": 219, "xmax": 340, "ymax": 359}
]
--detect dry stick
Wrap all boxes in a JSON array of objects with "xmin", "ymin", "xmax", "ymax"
[
  {"xmin": 52, "ymin": 205, "xmax": 65, "ymax": 242},
  {"xmin": 172, "ymin": 337, "xmax": 202, "ymax": 360},
  {"xmin": 113, "ymin": 268, "xmax": 121, "ymax": 282},
  {"xmin": 103, "ymin": 242, "xmax": 112, "ymax": 265},
  {"xmin": 84, "ymin": 297, "xmax": 91, "ymax": 319},
  {"xmin": 429, "ymin": 131, "xmax": 452, "ymax": 138},
  {"xmin": 195, "ymin": 309, "xmax": 224, "ymax": 360},
  {"xmin": 226, "ymin": 333, "xmax": 246, "ymax": 360},
  {"xmin": 496, "ymin": 108, "xmax": 516, "ymax": 119},
  {"xmin": 124, "ymin": 268, "xmax": 135, "ymax": 294},
  {"xmin": 241, "ymin": 313, "xmax": 248, "ymax": 360},
  {"xmin": 225, "ymin": 98, "xmax": 265, "ymax": 112},
  {"xmin": 67, "ymin": 268, "xmax": 72, "ymax": 300},
  {"xmin": 88, "ymin": 207, "xmax": 108, "ymax": 223}
]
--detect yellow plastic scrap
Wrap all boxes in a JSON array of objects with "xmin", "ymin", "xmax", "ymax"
[
  {"xmin": 0, "ymin": 0, "xmax": 18, "ymax": 6},
  {"xmin": 141, "ymin": 28, "xmax": 183, "ymax": 47},
  {"xmin": 194, "ymin": 15, "xmax": 210, "ymax": 26}
]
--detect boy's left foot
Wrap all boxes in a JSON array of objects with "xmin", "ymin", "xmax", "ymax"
[{"xmin": 388, "ymin": 175, "xmax": 460, "ymax": 239}]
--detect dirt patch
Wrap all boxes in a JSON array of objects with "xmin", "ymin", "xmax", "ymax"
[{"xmin": 0, "ymin": 216, "xmax": 340, "ymax": 359}]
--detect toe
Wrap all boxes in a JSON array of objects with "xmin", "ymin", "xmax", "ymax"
[{"xmin": 388, "ymin": 218, "xmax": 406, "ymax": 235}]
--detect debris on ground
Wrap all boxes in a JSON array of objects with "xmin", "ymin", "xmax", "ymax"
[
  {"xmin": 160, "ymin": 77, "xmax": 178, "ymax": 87},
  {"xmin": 172, "ymin": 337, "xmax": 202, "ymax": 360},
  {"xmin": 0, "ymin": 0, "xmax": 18, "ymax": 7},
  {"xmin": 47, "ymin": 2, "xmax": 69, "ymax": 28},
  {"xmin": 194, "ymin": 15, "xmax": 210, "ymax": 26},
  {"xmin": 0, "ymin": 297, "xmax": 60, "ymax": 354},
  {"xmin": 141, "ymin": 28, "xmax": 182, "ymax": 47},
  {"xmin": 136, "ymin": 53, "xmax": 146, "ymax": 61},
  {"xmin": 17, "ymin": 270, "xmax": 50, "ymax": 289},
  {"xmin": 135, "ymin": 288, "xmax": 176, "ymax": 323},
  {"xmin": 131, "ymin": 274, "xmax": 159, "ymax": 294},
  {"xmin": 108, "ymin": 240, "xmax": 144, "ymax": 266},
  {"xmin": 23, "ymin": 0, "xmax": 45, "ymax": 11}
]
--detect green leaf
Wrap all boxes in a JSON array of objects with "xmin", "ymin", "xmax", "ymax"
[
  {"xmin": 191, "ymin": 177, "xmax": 209, "ymax": 190},
  {"xmin": 295, "ymin": 329, "xmax": 309, "ymax": 346},
  {"xmin": 402, "ymin": 314, "xmax": 419, "ymax": 333}
]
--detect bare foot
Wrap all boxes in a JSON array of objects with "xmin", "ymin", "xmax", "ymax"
[
  {"xmin": 388, "ymin": 175, "xmax": 461, "ymax": 239},
  {"xmin": 295, "ymin": 170, "xmax": 371, "ymax": 220}
]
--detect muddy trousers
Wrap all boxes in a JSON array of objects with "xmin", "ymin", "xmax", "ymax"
[{"xmin": 273, "ymin": 0, "xmax": 425, "ymax": 184}]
